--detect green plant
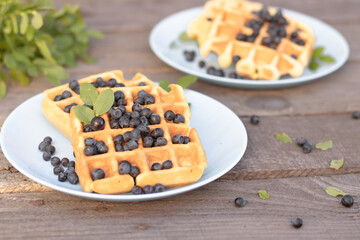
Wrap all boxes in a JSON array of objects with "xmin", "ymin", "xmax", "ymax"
[{"xmin": 0, "ymin": 0, "xmax": 104, "ymax": 98}]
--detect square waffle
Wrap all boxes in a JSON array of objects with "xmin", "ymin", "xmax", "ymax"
[
  {"xmin": 42, "ymin": 70, "xmax": 158, "ymax": 138},
  {"xmin": 69, "ymin": 84, "xmax": 207, "ymax": 194},
  {"xmin": 187, "ymin": 0, "xmax": 315, "ymax": 80}
]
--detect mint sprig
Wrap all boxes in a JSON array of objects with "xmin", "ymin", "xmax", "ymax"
[
  {"xmin": 309, "ymin": 46, "xmax": 336, "ymax": 71},
  {"xmin": 160, "ymin": 75, "xmax": 197, "ymax": 93},
  {"xmin": 73, "ymin": 83, "xmax": 114, "ymax": 124}
]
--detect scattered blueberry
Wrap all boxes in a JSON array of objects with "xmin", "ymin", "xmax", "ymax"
[
  {"xmin": 67, "ymin": 172, "xmax": 79, "ymax": 184},
  {"xmin": 199, "ymin": 60, "xmax": 206, "ymax": 68},
  {"xmin": 173, "ymin": 114, "xmax": 185, "ymax": 124},
  {"xmin": 118, "ymin": 161, "xmax": 131, "ymax": 174},
  {"xmin": 83, "ymin": 124, "xmax": 92, "ymax": 132},
  {"xmin": 143, "ymin": 136, "xmax": 154, "ymax": 148},
  {"xmin": 149, "ymin": 113, "xmax": 160, "ymax": 125},
  {"xmin": 85, "ymin": 138, "xmax": 97, "ymax": 146},
  {"xmin": 91, "ymin": 168, "xmax": 105, "ymax": 180},
  {"xmin": 143, "ymin": 185, "xmax": 154, "ymax": 194},
  {"xmin": 140, "ymin": 108, "xmax": 152, "ymax": 118},
  {"xmin": 91, "ymin": 116, "xmax": 105, "ymax": 131},
  {"xmin": 45, "ymin": 145, "xmax": 55, "ymax": 155},
  {"xmin": 125, "ymin": 140, "xmax": 138, "ymax": 150},
  {"xmin": 96, "ymin": 141, "xmax": 108, "ymax": 154},
  {"xmin": 131, "ymin": 185, "xmax": 143, "ymax": 195},
  {"xmin": 50, "ymin": 157, "xmax": 61, "ymax": 166},
  {"xmin": 68, "ymin": 161, "xmax": 75, "ymax": 168},
  {"xmin": 151, "ymin": 163, "xmax": 162, "ymax": 171},
  {"xmin": 108, "ymin": 78, "xmax": 117, "ymax": 87},
  {"xmin": 84, "ymin": 146, "xmax": 97, "ymax": 156},
  {"xmin": 162, "ymin": 160, "xmax": 173, "ymax": 169},
  {"xmin": 172, "ymin": 134, "xmax": 184, "ymax": 144},
  {"xmin": 341, "ymin": 195, "xmax": 354, "ymax": 208},
  {"xmin": 250, "ymin": 115, "xmax": 260, "ymax": 125},
  {"xmin": 184, "ymin": 50, "xmax": 196, "ymax": 62},
  {"xmin": 154, "ymin": 184, "xmax": 165, "ymax": 193},
  {"xmin": 352, "ymin": 111, "xmax": 360, "ymax": 119},
  {"xmin": 58, "ymin": 172, "xmax": 67, "ymax": 182},
  {"xmin": 62, "ymin": 90, "xmax": 72, "ymax": 99},
  {"xmin": 130, "ymin": 166, "xmax": 140, "ymax": 178},
  {"xmin": 183, "ymin": 136, "xmax": 190, "ymax": 144},
  {"xmin": 144, "ymin": 94, "xmax": 155, "ymax": 105},
  {"xmin": 164, "ymin": 110, "xmax": 175, "ymax": 121},
  {"xmin": 69, "ymin": 80, "xmax": 79, "ymax": 91},
  {"xmin": 234, "ymin": 197, "xmax": 247, "ymax": 207},
  {"xmin": 54, "ymin": 95, "xmax": 63, "ymax": 101},
  {"xmin": 151, "ymin": 128, "xmax": 164, "ymax": 138},
  {"xmin": 296, "ymin": 137, "xmax": 308, "ymax": 147},
  {"xmin": 154, "ymin": 137, "xmax": 167, "ymax": 147},
  {"xmin": 291, "ymin": 218, "xmax": 303, "ymax": 229},
  {"xmin": 302, "ymin": 143, "xmax": 312, "ymax": 153},
  {"xmin": 61, "ymin": 158, "xmax": 69, "ymax": 167},
  {"xmin": 53, "ymin": 166, "xmax": 64, "ymax": 175},
  {"xmin": 43, "ymin": 152, "xmax": 51, "ymax": 161}
]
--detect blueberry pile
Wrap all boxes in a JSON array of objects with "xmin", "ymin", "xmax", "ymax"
[
  {"xmin": 131, "ymin": 183, "xmax": 165, "ymax": 194},
  {"xmin": 83, "ymin": 116, "xmax": 106, "ymax": 132},
  {"xmin": 183, "ymin": 50, "xmax": 196, "ymax": 62},
  {"xmin": 143, "ymin": 128, "xmax": 168, "ymax": 148},
  {"xmin": 295, "ymin": 137, "xmax": 313, "ymax": 153},
  {"xmin": 84, "ymin": 138, "xmax": 109, "ymax": 156},
  {"xmin": 164, "ymin": 110, "xmax": 185, "ymax": 124},
  {"xmin": 172, "ymin": 134, "xmax": 190, "ymax": 144},
  {"xmin": 113, "ymin": 131, "xmax": 140, "ymax": 152},
  {"xmin": 91, "ymin": 77, "xmax": 126, "ymax": 88},
  {"xmin": 151, "ymin": 160, "xmax": 173, "ymax": 171},
  {"xmin": 290, "ymin": 31, "xmax": 305, "ymax": 46},
  {"xmin": 54, "ymin": 90, "xmax": 72, "ymax": 101},
  {"xmin": 133, "ymin": 90, "xmax": 155, "ymax": 106},
  {"xmin": 38, "ymin": 137, "xmax": 79, "ymax": 184},
  {"xmin": 118, "ymin": 160, "xmax": 140, "ymax": 178}
]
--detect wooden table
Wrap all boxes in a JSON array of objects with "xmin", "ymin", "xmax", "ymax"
[{"xmin": 1, "ymin": 0, "xmax": 359, "ymax": 238}]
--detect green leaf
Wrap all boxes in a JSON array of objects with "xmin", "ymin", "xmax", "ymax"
[
  {"xmin": 274, "ymin": 132, "xmax": 292, "ymax": 143},
  {"xmin": 179, "ymin": 32, "xmax": 192, "ymax": 42},
  {"xmin": 188, "ymin": 102, "xmax": 191, "ymax": 107},
  {"xmin": 312, "ymin": 46, "xmax": 324, "ymax": 58},
  {"xmin": 319, "ymin": 55, "xmax": 336, "ymax": 63},
  {"xmin": 25, "ymin": 25, "xmax": 35, "ymax": 41},
  {"xmin": 31, "ymin": 11, "xmax": 43, "ymax": 29},
  {"xmin": 325, "ymin": 187, "xmax": 346, "ymax": 197},
  {"xmin": 27, "ymin": 64, "xmax": 40, "ymax": 77},
  {"xmin": 176, "ymin": 75, "xmax": 197, "ymax": 89},
  {"xmin": 3, "ymin": 20, "xmax": 12, "ymax": 34},
  {"xmin": 42, "ymin": 66, "xmax": 69, "ymax": 85},
  {"xmin": 4, "ymin": 54, "xmax": 17, "ymax": 68},
  {"xmin": 315, "ymin": 140, "xmax": 333, "ymax": 151},
  {"xmin": 309, "ymin": 59, "xmax": 319, "ymax": 71},
  {"xmin": 20, "ymin": 13, "xmax": 29, "ymax": 35},
  {"xmin": 9, "ymin": 68, "xmax": 30, "ymax": 86},
  {"xmin": 159, "ymin": 80, "xmax": 171, "ymax": 92},
  {"xmin": 0, "ymin": 79, "xmax": 6, "ymax": 99},
  {"xmin": 54, "ymin": 35, "xmax": 74, "ymax": 49},
  {"xmin": 35, "ymin": 39, "xmax": 56, "ymax": 65},
  {"xmin": 258, "ymin": 190, "xmax": 269, "ymax": 199},
  {"xmin": 80, "ymin": 83, "xmax": 98, "ymax": 106},
  {"xmin": 13, "ymin": 51, "xmax": 31, "ymax": 65},
  {"xmin": 86, "ymin": 30, "xmax": 104, "ymax": 38},
  {"xmin": 10, "ymin": 14, "xmax": 18, "ymax": 34},
  {"xmin": 330, "ymin": 158, "xmax": 344, "ymax": 170},
  {"xmin": 73, "ymin": 105, "xmax": 95, "ymax": 124},
  {"xmin": 93, "ymin": 89, "xmax": 115, "ymax": 116}
]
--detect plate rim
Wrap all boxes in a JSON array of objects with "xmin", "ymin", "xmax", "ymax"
[
  {"xmin": 0, "ymin": 90, "xmax": 248, "ymax": 202},
  {"xmin": 149, "ymin": 6, "xmax": 350, "ymax": 89}
]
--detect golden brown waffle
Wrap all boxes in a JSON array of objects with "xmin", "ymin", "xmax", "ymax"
[
  {"xmin": 70, "ymin": 84, "xmax": 207, "ymax": 194},
  {"xmin": 42, "ymin": 70, "xmax": 158, "ymax": 138},
  {"xmin": 187, "ymin": 0, "xmax": 315, "ymax": 80}
]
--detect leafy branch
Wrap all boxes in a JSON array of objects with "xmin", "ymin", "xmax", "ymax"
[{"xmin": 309, "ymin": 46, "xmax": 335, "ymax": 71}]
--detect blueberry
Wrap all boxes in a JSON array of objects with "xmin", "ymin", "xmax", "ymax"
[
  {"xmin": 122, "ymin": 132, "xmax": 132, "ymax": 142},
  {"xmin": 51, "ymin": 157, "xmax": 61, "ymax": 166},
  {"xmin": 111, "ymin": 109, "xmax": 122, "ymax": 119},
  {"xmin": 114, "ymin": 135, "xmax": 124, "ymax": 145},
  {"xmin": 229, "ymin": 72, "xmax": 238, "ymax": 78},
  {"xmin": 151, "ymin": 128, "xmax": 164, "ymax": 138},
  {"xmin": 123, "ymin": 112, "xmax": 131, "ymax": 118},
  {"xmin": 154, "ymin": 137, "xmax": 167, "ymax": 147},
  {"xmin": 129, "ymin": 118, "xmax": 140, "ymax": 128},
  {"xmin": 83, "ymin": 124, "xmax": 92, "ymax": 132},
  {"xmin": 137, "ymin": 90, "xmax": 147, "ymax": 98},
  {"xmin": 61, "ymin": 158, "xmax": 69, "ymax": 167},
  {"xmin": 143, "ymin": 185, "xmax": 154, "ymax": 194},
  {"xmin": 84, "ymin": 146, "xmax": 97, "ymax": 156},
  {"xmin": 198, "ymin": 60, "xmax": 206, "ymax": 68},
  {"xmin": 172, "ymin": 134, "xmax": 184, "ymax": 144},
  {"xmin": 83, "ymin": 104, "xmax": 93, "ymax": 110},
  {"xmin": 91, "ymin": 168, "xmax": 105, "ymax": 180},
  {"xmin": 96, "ymin": 141, "xmax": 108, "ymax": 154},
  {"xmin": 234, "ymin": 197, "xmax": 247, "ymax": 207},
  {"xmin": 207, "ymin": 17, "xmax": 212, "ymax": 21},
  {"xmin": 115, "ymin": 83, "xmax": 125, "ymax": 87},
  {"xmin": 43, "ymin": 152, "xmax": 51, "ymax": 161},
  {"xmin": 291, "ymin": 54, "xmax": 297, "ymax": 59},
  {"xmin": 296, "ymin": 137, "xmax": 308, "ymax": 147},
  {"xmin": 131, "ymin": 129, "xmax": 141, "ymax": 141},
  {"xmin": 91, "ymin": 82, "xmax": 99, "ymax": 88},
  {"xmin": 131, "ymin": 185, "xmax": 143, "ymax": 195},
  {"xmin": 151, "ymin": 163, "xmax": 162, "ymax": 171},
  {"xmin": 62, "ymin": 90, "xmax": 72, "ymax": 99},
  {"xmin": 262, "ymin": 36, "xmax": 272, "ymax": 45},
  {"xmin": 273, "ymin": 36, "xmax": 281, "ymax": 44},
  {"xmin": 91, "ymin": 117, "xmax": 105, "ymax": 131},
  {"xmin": 85, "ymin": 138, "xmax": 97, "ymax": 146},
  {"xmin": 296, "ymin": 39, "xmax": 305, "ymax": 46},
  {"xmin": 250, "ymin": 115, "xmax": 260, "ymax": 125},
  {"xmin": 115, "ymin": 144, "xmax": 124, "ymax": 152},
  {"xmin": 352, "ymin": 111, "xmax": 360, "ymax": 119},
  {"xmin": 66, "ymin": 167, "xmax": 75, "ymax": 174},
  {"xmin": 45, "ymin": 145, "xmax": 55, "ymax": 155},
  {"xmin": 149, "ymin": 113, "xmax": 161, "ymax": 125},
  {"xmin": 154, "ymin": 184, "xmax": 165, "ymax": 193},
  {"xmin": 54, "ymin": 95, "xmax": 63, "ymax": 101},
  {"xmin": 108, "ymin": 78, "xmax": 117, "ymax": 87},
  {"xmin": 138, "ymin": 82, "xmax": 146, "ymax": 86},
  {"xmin": 123, "ymin": 144, "xmax": 129, "ymax": 151},
  {"xmin": 143, "ymin": 136, "xmax": 154, "ymax": 148},
  {"xmin": 207, "ymin": 66, "xmax": 217, "ymax": 75},
  {"xmin": 43, "ymin": 136, "xmax": 52, "ymax": 143},
  {"xmin": 139, "ymin": 116, "xmax": 150, "ymax": 125},
  {"xmin": 126, "ymin": 140, "xmax": 138, "ymax": 150},
  {"xmin": 164, "ymin": 110, "xmax": 175, "ymax": 121},
  {"xmin": 236, "ymin": 33, "xmax": 247, "ymax": 41},
  {"xmin": 53, "ymin": 166, "xmax": 64, "ymax": 175},
  {"xmin": 233, "ymin": 55, "xmax": 241, "ymax": 63},
  {"xmin": 114, "ymin": 90, "xmax": 125, "ymax": 101},
  {"xmin": 118, "ymin": 106, "xmax": 126, "ymax": 114},
  {"xmin": 58, "ymin": 172, "xmax": 67, "ymax": 182},
  {"xmin": 134, "ymin": 97, "xmax": 144, "ymax": 105},
  {"xmin": 173, "ymin": 114, "xmax": 185, "ymax": 124},
  {"xmin": 131, "ymin": 111, "xmax": 140, "ymax": 119},
  {"xmin": 118, "ymin": 161, "xmax": 131, "ymax": 174},
  {"xmin": 110, "ymin": 119, "xmax": 120, "ymax": 129},
  {"xmin": 290, "ymin": 31, "xmax": 299, "ymax": 39},
  {"xmin": 68, "ymin": 161, "xmax": 75, "ymax": 168},
  {"xmin": 117, "ymin": 99, "xmax": 127, "ymax": 106},
  {"xmin": 144, "ymin": 94, "xmax": 155, "ymax": 105},
  {"xmin": 69, "ymin": 80, "xmax": 79, "ymax": 91},
  {"xmin": 74, "ymin": 87, "xmax": 80, "ymax": 94},
  {"xmin": 302, "ymin": 143, "xmax": 312, "ymax": 153},
  {"xmin": 137, "ymin": 124, "xmax": 151, "ymax": 136},
  {"xmin": 97, "ymin": 79, "xmax": 108, "ymax": 88},
  {"xmin": 64, "ymin": 103, "xmax": 77, "ymax": 113},
  {"xmin": 38, "ymin": 141, "xmax": 50, "ymax": 152},
  {"xmin": 130, "ymin": 166, "xmax": 140, "ymax": 178},
  {"xmin": 96, "ymin": 77, "xmax": 104, "ymax": 84},
  {"xmin": 67, "ymin": 172, "xmax": 79, "ymax": 184},
  {"xmin": 183, "ymin": 136, "xmax": 190, "ymax": 144},
  {"xmin": 341, "ymin": 195, "xmax": 354, "ymax": 208},
  {"xmin": 291, "ymin": 218, "xmax": 303, "ymax": 229},
  {"xmin": 140, "ymin": 108, "xmax": 152, "ymax": 118},
  {"xmin": 162, "ymin": 160, "xmax": 173, "ymax": 169},
  {"xmin": 119, "ymin": 116, "xmax": 130, "ymax": 128}
]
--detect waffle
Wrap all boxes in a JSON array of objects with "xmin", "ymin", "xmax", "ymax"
[
  {"xmin": 42, "ymin": 70, "xmax": 158, "ymax": 138},
  {"xmin": 187, "ymin": 0, "xmax": 315, "ymax": 80},
  {"xmin": 69, "ymin": 84, "xmax": 207, "ymax": 194}
]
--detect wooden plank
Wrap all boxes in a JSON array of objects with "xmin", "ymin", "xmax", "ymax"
[
  {"xmin": 0, "ymin": 174, "xmax": 359, "ymax": 239},
  {"xmin": 1, "ymin": 113, "xmax": 360, "ymax": 193}
]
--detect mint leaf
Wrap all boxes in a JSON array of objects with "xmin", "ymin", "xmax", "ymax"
[
  {"xmin": 330, "ymin": 158, "xmax": 344, "ymax": 170},
  {"xmin": 315, "ymin": 140, "xmax": 333, "ymax": 150},
  {"xmin": 312, "ymin": 47, "xmax": 324, "ymax": 58},
  {"xmin": 80, "ymin": 83, "xmax": 98, "ymax": 106},
  {"xmin": 325, "ymin": 187, "xmax": 346, "ymax": 197},
  {"xmin": 309, "ymin": 59, "xmax": 319, "ymax": 71},
  {"xmin": 274, "ymin": 132, "xmax": 292, "ymax": 143},
  {"xmin": 93, "ymin": 89, "xmax": 114, "ymax": 116},
  {"xmin": 159, "ymin": 80, "xmax": 171, "ymax": 92},
  {"xmin": 176, "ymin": 75, "xmax": 197, "ymax": 89},
  {"xmin": 319, "ymin": 55, "xmax": 336, "ymax": 63},
  {"xmin": 258, "ymin": 190, "xmax": 269, "ymax": 199},
  {"xmin": 179, "ymin": 32, "xmax": 192, "ymax": 42},
  {"xmin": 31, "ymin": 11, "xmax": 43, "ymax": 29},
  {"xmin": 73, "ymin": 105, "xmax": 95, "ymax": 124}
]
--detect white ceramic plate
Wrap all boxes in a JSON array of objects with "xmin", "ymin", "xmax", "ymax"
[
  {"xmin": 150, "ymin": 7, "xmax": 349, "ymax": 89},
  {"xmin": 0, "ymin": 89, "xmax": 247, "ymax": 202}
]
